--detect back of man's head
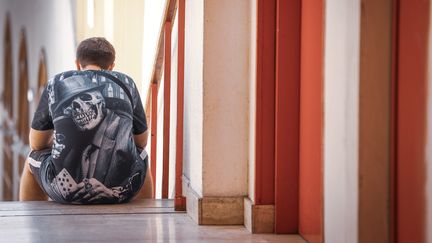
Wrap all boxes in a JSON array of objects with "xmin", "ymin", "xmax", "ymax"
[{"xmin": 76, "ymin": 37, "xmax": 115, "ymax": 70}]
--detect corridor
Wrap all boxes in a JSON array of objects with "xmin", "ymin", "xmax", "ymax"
[{"xmin": 0, "ymin": 0, "xmax": 431, "ymax": 242}]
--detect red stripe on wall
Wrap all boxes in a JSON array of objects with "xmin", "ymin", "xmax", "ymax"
[
  {"xmin": 255, "ymin": 0, "xmax": 276, "ymax": 205},
  {"xmin": 397, "ymin": 0, "xmax": 429, "ymax": 241},
  {"xmin": 390, "ymin": 0, "xmax": 399, "ymax": 241},
  {"xmin": 298, "ymin": 0, "xmax": 323, "ymax": 241},
  {"xmin": 275, "ymin": 0, "xmax": 301, "ymax": 234}
]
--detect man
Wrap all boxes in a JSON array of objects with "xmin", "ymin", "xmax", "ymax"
[{"xmin": 19, "ymin": 37, "xmax": 152, "ymax": 203}]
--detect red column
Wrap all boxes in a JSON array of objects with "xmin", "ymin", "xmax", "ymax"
[
  {"xmin": 255, "ymin": 0, "xmax": 276, "ymax": 206},
  {"xmin": 162, "ymin": 22, "xmax": 172, "ymax": 199},
  {"xmin": 298, "ymin": 0, "xmax": 324, "ymax": 241},
  {"xmin": 175, "ymin": 0, "xmax": 187, "ymax": 211},
  {"xmin": 390, "ymin": 0, "xmax": 398, "ymax": 241},
  {"xmin": 275, "ymin": 0, "xmax": 301, "ymax": 234},
  {"xmin": 150, "ymin": 83, "xmax": 158, "ymax": 198},
  {"xmin": 396, "ymin": 0, "xmax": 429, "ymax": 241}
]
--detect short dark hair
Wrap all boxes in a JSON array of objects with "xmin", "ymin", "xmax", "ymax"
[{"xmin": 76, "ymin": 37, "xmax": 115, "ymax": 69}]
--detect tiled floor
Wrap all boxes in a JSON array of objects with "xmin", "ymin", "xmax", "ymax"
[{"xmin": 0, "ymin": 200, "xmax": 306, "ymax": 243}]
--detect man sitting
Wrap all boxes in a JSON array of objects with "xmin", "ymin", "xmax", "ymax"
[{"xmin": 19, "ymin": 37, "xmax": 152, "ymax": 203}]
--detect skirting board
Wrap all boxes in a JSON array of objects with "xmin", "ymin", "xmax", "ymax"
[
  {"xmin": 183, "ymin": 176, "xmax": 244, "ymax": 225},
  {"xmin": 244, "ymin": 197, "xmax": 275, "ymax": 233}
]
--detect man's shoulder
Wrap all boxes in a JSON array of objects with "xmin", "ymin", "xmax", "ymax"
[
  {"xmin": 50, "ymin": 70, "xmax": 79, "ymax": 82},
  {"xmin": 102, "ymin": 71, "xmax": 137, "ymax": 89},
  {"xmin": 51, "ymin": 70, "xmax": 135, "ymax": 81}
]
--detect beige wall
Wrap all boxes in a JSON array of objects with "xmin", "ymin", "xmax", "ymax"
[
  {"xmin": 76, "ymin": 0, "xmax": 144, "ymax": 90},
  {"xmin": 183, "ymin": 0, "xmax": 250, "ymax": 198},
  {"xmin": 324, "ymin": 0, "xmax": 360, "ymax": 242},
  {"xmin": 201, "ymin": 0, "xmax": 250, "ymax": 197}
]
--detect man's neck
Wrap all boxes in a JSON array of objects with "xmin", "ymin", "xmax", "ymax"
[{"xmin": 81, "ymin": 64, "xmax": 102, "ymax": 71}]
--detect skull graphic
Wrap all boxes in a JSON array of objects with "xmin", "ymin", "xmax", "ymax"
[{"xmin": 64, "ymin": 90, "xmax": 105, "ymax": 131}]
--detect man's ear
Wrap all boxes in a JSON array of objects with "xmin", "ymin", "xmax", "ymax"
[
  {"xmin": 108, "ymin": 63, "xmax": 115, "ymax": 71},
  {"xmin": 75, "ymin": 60, "xmax": 82, "ymax": 70}
]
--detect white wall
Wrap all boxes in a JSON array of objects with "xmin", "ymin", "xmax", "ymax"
[
  {"xmin": 0, "ymin": 0, "xmax": 76, "ymax": 200},
  {"xmin": 183, "ymin": 0, "xmax": 204, "ymax": 196},
  {"xmin": 142, "ymin": 0, "xmax": 167, "ymax": 98},
  {"xmin": 0, "ymin": 0, "xmax": 8, "ymax": 200},
  {"xmin": 4, "ymin": 0, "xmax": 76, "ymax": 117},
  {"xmin": 201, "ymin": 0, "xmax": 250, "ymax": 197},
  {"xmin": 324, "ymin": 0, "xmax": 360, "ymax": 242},
  {"xmin": 248, "ymin": 0, "xmax": 257, "ymax": 203},
  {"xmin": 169, "ymin": 15, "xmax": 179, "ymax": 198}
]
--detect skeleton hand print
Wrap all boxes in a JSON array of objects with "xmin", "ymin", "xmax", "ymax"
[
  {"xmin": 72, "ymin": 178, "xmax": 124, "ymax": 203},
  {"xmin": 64, "ymin": 90, "xmax": 106, "ymax": 131},
  {"xmin": 52, "ymin": 131, "xmax": 65, "ymax": 159}
]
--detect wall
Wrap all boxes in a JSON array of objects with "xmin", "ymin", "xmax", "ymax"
[
  {"xmin": 428, "ymin": 2, "xmax": 432, "ymax": 240},
  {"xmin": 76, "ymin": 0, "xmax": 145, "ymax": 91},
  {"xmin": 323, "ymin": 0, "xmax": 360, "ymax": 242},
  {"xmin": 183, "ymin": 0, "xmax": 204, "ymax": 196},
  {"xmin": 0, "ymin": 0, "xmax": 8, "ymax": 200},
  {"xmin": 202, "ymin": 0, "xmax": 249, "ymax": 197},
  {"xmin": 428, "ymin": 2, "xmax": 432, "ymax": 237},
  {"xmin": 4, "ymin": 0, "xmax": 76, "ymax": 116},
  {"xmin": 183, "ymin": 0, "xmax": 250, "ymax": 198},
  {"xmin": 168, "ymin": 15, "xmax": 179, "ymax": 198},
  {"xmin": 248, "ymin": 0, "xmax": 257, "ymax": 204},
  {"xmin": 0, "ymin": 0, "xmax": 76, "ymax": 200},
  {"xmin": 358, "ymin": 0, "xmax": 392, "ymax": 242},
  {"xmin": 299, "ymin": 0, "xmax": 324, "ymax": 241},
  {"xmin": 142, "ymin": 0, "xmax": 166, "ymax": 96}
]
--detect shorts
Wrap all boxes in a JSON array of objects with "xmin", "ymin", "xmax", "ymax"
[{"xmin": 28, "ymin": 148, "xmax": 148, "ymax": 204}]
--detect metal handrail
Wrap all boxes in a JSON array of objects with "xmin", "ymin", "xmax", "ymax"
[{"xmin": 144, "ymin": 0, "xmax": 186, "ymax": 210}]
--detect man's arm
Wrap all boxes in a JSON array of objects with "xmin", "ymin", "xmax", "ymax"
[
  {"xmin": 133, "ymin": 130, "xmax": 152, "ymax": 199},
  {"xmin": 134, "ymin": 130, "xmax": 149, "ymax": 150},
  {"xmin": 20, "ymin": 128, "xmax": 53, "ymax": 201},
  {"xmin": 29, "ymin": 128, "xmax": 53, "ymax": 150}
]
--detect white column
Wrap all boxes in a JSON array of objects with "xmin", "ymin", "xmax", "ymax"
[
  {"xmin": 184, "ymin": 0, "xmax": 204, "ymax": 196},
  {"xmin": 183, "ymin": 0, "xmax": 250, "ymax": 224},
  {"xmin": 324, "ymin": 0, "xmax": 360, "ymax": 242}
]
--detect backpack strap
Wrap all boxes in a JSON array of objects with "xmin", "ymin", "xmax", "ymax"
[{"xmin": 92, "ymin": 70, "xmax": 134, "ymax": 106}]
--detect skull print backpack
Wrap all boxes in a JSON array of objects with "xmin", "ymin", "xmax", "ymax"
[{"xmin": 33, "ymin": 70, "xmax": 147, "ymax": 204}]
